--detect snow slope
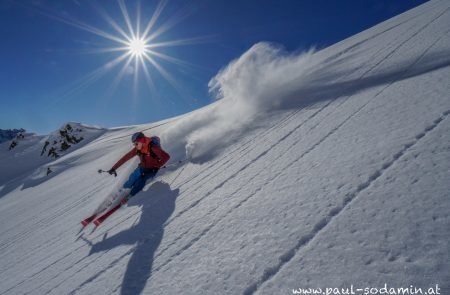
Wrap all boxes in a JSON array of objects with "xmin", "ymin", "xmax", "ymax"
[{"xmin": 1, "ymin": 1, "xmax": 449, "ymax": 294}]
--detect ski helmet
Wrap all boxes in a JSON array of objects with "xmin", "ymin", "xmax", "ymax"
[{"xmin": 131, "ymin": 132, "xmax": 144, "ymax": 143}]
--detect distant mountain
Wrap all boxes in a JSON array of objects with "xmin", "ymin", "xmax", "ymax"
[
  {"xmin": 40, "ymin": 123, "xmax": 87, "ymax": 158},
  {"xmin": 0, "ymin": 128, "xmax": 25, "ymax": 144},
  {"xmin": 0, "ymin": 122, "xmax": 106, "ymax": 184},
  {"xmin": 3, "ymin": 122, "xmax": 97, "ymax": 155}
]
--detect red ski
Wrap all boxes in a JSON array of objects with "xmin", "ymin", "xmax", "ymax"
[
  {"xmin": 80, "ymin": 205, "xmax": 110, "ymax": 227},
  {"xmin": 81, "ymin": 213, "xmax": 98, "ymax": 227},
  {"xmin": 93, "ymin": 203, "xmax": 122, "ymax": 227}
]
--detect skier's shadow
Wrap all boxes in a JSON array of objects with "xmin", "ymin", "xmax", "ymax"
[{"xmin": 88, "ymin": 181, "xmax": 179, "ymax": 295}]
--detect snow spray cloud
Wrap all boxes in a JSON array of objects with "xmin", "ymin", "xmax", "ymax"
[
  {"xmin": 163, "ymin": 42, "xmax": 335, "ymax": 163},
  {"xmin": 162, "ymin": 39, "xmax": 450, "ymax": 162}
]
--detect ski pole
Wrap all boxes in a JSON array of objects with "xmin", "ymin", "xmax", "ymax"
[
  {"xmin": 98, "ymin": 169, "xmax": 117, "ymax": 177},
  {"xmin": 162, "ymin": 160, "xmax": 184, "ymax": 169}
]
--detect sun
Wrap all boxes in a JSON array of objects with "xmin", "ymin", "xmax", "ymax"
[
  {"xmin": 128, "ymin": 37, "xmax": 147, "ymax": 57},
  {"xmin": 34, "ymin": 0, "xmax": 209, "ymax": 101}
]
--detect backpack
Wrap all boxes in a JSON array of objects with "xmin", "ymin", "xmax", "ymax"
[{"xmin": 139, "ymin": 136, "xmax": 161, "ymax": 159}]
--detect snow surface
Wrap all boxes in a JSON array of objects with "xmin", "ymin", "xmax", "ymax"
[{"xmin": 1, "ymin": 1, "xmax": 449, "ymax": 294}]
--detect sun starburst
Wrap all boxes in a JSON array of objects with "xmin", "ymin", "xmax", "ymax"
[
  {"xmin": 128, "ymin": 37, "xmax": 147, "ymax": 57},
  {"xmin": 30, "ymin": 0, "xmax": 209, "ymax": 103}
]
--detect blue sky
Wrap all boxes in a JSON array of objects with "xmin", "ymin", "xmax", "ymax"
[{"xmin": 0, "ymin": 0, "xmax": 427, "ymax": 134}]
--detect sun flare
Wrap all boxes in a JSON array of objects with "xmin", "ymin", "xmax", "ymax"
[
  {"xmin": 35, "ymin": 0, "xmax": 208, "ymax": 101},
  {"xmin": 128, "ymin": 38, "xmax": 146, "ymax": 57}
]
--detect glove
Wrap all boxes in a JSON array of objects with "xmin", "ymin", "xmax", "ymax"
[{"xmin": 108, "ymin": 169, "xmax": 117, "ymax": 177}]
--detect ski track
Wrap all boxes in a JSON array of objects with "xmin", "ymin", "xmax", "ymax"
[
  {"xmin": 0, "ymin": 185, "xmax": 111, "ymax": 295},
  {"xmin": 319, "ymin": 0, "xmax": 441, "ymax": 66},
  {"xmin": 246, "ymin": 109, "xmax": 450, "ymax": 295},
  {"xmin": 173, "ymin": 108, "xmax": 306, "ymax": 191},
  {"xmin": 0, "ymin": 179, "xmax": 107, "ymax": 248},
  {"xmin": 0, "ymin": 183, "xmax": 104, "ymax": 255},
  {"xmin": 14, "ymin": 190, "xmax": 169, "ymax": 295},
  {"xmin": 89, "ymin": 119, "xmax": 176, "ymax": 146},
  {"xmin": 1, "ymin": 3, "xmax": 449, "ymax": 294},
  {"xmin": 67, "ymin": 249, "xmax": 134, "ymax": 295}
]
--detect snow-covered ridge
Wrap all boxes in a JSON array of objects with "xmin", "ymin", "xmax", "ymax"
[
  {"xmin": 0, "ymin": 1, "xmax": 449, "ymax": 294},
  {"xmin": 40, "ymin": 122, "xmax": 105, "ymax": 158},
  {"xmin": 0, "ymin": 122, "xmax": 106, "ymax": 193}
]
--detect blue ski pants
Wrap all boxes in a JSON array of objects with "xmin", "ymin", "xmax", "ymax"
[{"xmin": 123, "ymin": 166, "xmax": 159, "ymax": 197}]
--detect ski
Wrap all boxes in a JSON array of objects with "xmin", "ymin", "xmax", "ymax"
[
  {"xmin": 93, "ymin": 203, "xmax": 122, "ymax": 227},
  {"xmin": 81, "ymin": 213, "xmax": 98, "ymax": 227},
  {"xmin": 80, "ymin": 205, "xmax": 109, "ymax": 227}
]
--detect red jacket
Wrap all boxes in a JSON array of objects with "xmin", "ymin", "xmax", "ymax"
[{"xmin": 112, "ymin": 137, "xmax": 170, "ymax": 170}]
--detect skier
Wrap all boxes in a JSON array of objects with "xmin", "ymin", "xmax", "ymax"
[
  {"xmin": 81, "ymin": 132, "xmax": 171, "ymax": 228},
  {"xmin": 107, "ymin": 132, "xmax": 170, "ymax": 203}
]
